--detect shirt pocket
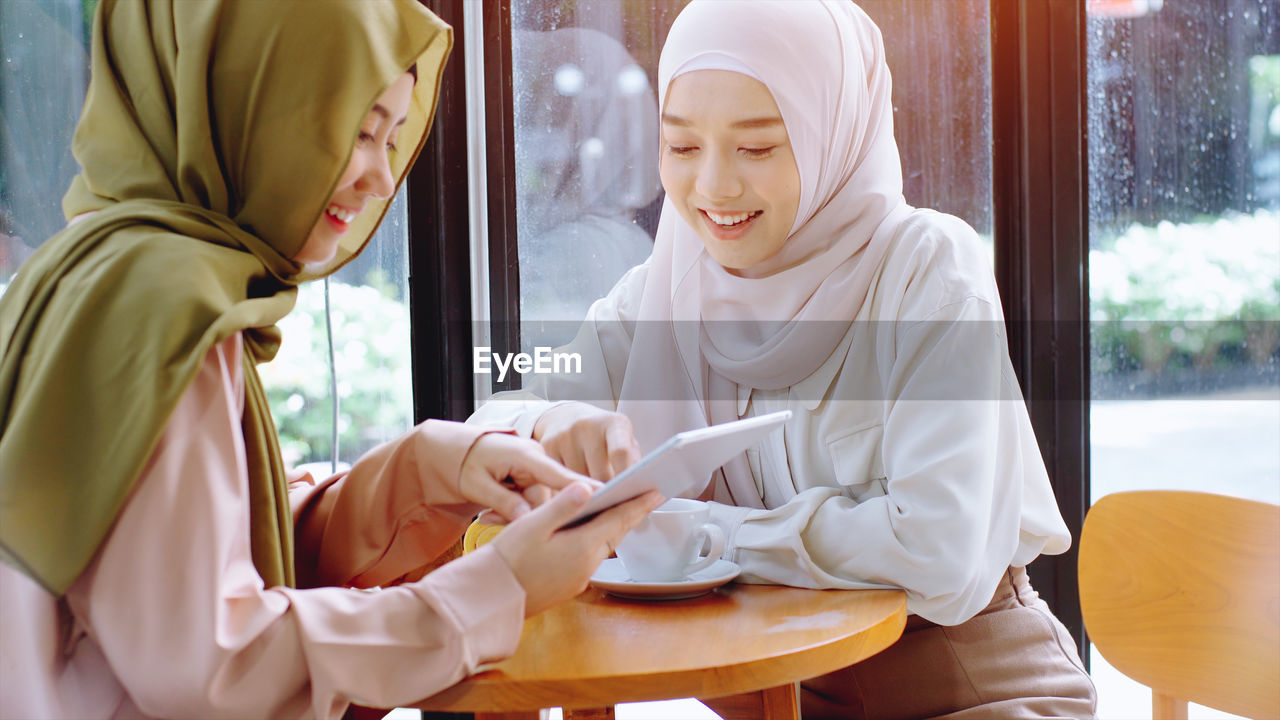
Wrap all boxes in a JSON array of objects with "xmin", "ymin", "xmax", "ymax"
[{"xmin": 827, "ymin": 423, "xmax": 887, "ymax": 503}]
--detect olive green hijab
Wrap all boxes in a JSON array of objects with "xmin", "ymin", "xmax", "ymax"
[{"xmin": 0, "ymin": 0, "xmax": 451, "ymax": 595}]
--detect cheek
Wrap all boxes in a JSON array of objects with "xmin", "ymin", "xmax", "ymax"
[
  {"xmin": 763, "ymin": 159, "xmax": 801, "ymax": 223},
  {"xmin": 658, "ymin": 156, "xmax": 679, "ymax": 196}
]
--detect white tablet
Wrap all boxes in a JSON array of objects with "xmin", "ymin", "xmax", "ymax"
[{"xmin": 562, "ymin": 409, "xmax": 792, "ymax": 528}]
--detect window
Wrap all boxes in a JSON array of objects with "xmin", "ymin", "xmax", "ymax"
[
  {"xmin": 1086, "ymin": 0, "xmax": 1279, "ymax": 716},
  {"xmin": 0, "ymin": 0, "xmax": 92, "ymax": 286}
]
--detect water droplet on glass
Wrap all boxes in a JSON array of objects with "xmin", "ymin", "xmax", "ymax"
[{"xmin": 553, "ymin": 63, "xmax": 585, "ymax": 97}]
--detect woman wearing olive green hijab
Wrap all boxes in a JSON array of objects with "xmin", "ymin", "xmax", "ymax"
[{"xmin": 0, "ymin": 1, "xmax": 660, "ymax": 716}]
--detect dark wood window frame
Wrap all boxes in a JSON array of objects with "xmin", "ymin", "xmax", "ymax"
[
  {"xmin": 410, "ymin": 0, "xmax": 1093, "ymax": 654},
  {"xmin": 991, "ymin": 0, "xmax": 1090, "ymax": 653}
]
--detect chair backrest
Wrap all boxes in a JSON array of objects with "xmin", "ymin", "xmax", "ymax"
[{"xmin": 1079, "ymin": 490, "xmax": 1280, "ymax": 720}]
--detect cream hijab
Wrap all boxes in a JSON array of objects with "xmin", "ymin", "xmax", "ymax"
[{"xmin": 616, "ymin": 0, "xmax": 912, "ymax": 501}]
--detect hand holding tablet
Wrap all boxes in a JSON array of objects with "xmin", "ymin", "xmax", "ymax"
[{"xmin": 561, "ymin": 410, "xmax": 792, "ymax": 528}]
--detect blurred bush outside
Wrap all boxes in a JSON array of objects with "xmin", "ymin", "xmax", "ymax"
[
  {"xmin": 256, "ymin": 279, "xmax": 412, "ymax": 468},
  {"xmin": 1090, "ymin": 209, "xmax": 1280, "ymax": 396}
]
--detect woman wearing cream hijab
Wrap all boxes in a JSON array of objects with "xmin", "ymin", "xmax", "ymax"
[
  {"xmin": 471, "ymin": 1, "xmax": 1096, "ymax": 717},
  {"xmin": 0, "ymin": 1, "xmax": 660, "ymax": 717}
]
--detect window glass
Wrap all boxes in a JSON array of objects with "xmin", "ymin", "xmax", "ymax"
[
  {"xmin": 510, "ymin": 1, "xmax": 678, "ymax": 352},
  {"xmin": 0, "ymin": 0, "xmax": 413, "ymax": 477},
  {"xmin": 508, "ymin": 0, "xmax": 993, "ymax": 354},
  {"xmin": 1087, "ymin": 0, "xmax": 1279, "ymax": 716},
  {"xmin": 0, "ymin": 0, "xmax": 92, "ymax": 286},
  {"xmin": 258, "ymin": 190, "xmax": 413, "ymax": 475}
]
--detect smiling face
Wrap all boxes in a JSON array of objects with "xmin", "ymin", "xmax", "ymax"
[
  {"xmin": 293, "ymin": 72, "xmax": 416, "ymax": 266},
  {"xmin": 659, "ymin": 70, "xmax": 800, "ymax": 277}
]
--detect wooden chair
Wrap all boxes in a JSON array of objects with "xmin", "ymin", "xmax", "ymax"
[{"xmin": 1079, "ymin": 490, "xmax": 1280, "ymax": 720}]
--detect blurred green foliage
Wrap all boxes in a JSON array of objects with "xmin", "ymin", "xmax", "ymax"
[
  {"xmin": 1090, "ymin": 209, "xmax": 1280, "ymax": 376},
  {"xmin": 258, "ymin": 280, "xmax": 413, "ymax": 467}
]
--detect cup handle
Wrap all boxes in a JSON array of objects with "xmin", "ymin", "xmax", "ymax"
[{"xmin": 684, "ymin": 522, "xmax": 726, "ymax": 576}]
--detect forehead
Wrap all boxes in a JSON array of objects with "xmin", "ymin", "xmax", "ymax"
[
  {"xmin": 663, "ymin": 70, "xmax": 784, "ymax": 129},
  {"xmin": 365, "ymin": 72, "xmax": 417, "ymax": 125}
]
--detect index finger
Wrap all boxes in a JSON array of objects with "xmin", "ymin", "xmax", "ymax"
[{"xmin": 604, "ymin": 422, "xmax": 642, "ymax": 476}]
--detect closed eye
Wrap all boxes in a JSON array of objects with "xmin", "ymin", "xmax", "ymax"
[
  {"xmin": 742, "ymin": 146, "xmax": 776, "ymax": 159},
  {"xmin": 666, "ymin": 145, "xmax": 698, "ymax": 157}
]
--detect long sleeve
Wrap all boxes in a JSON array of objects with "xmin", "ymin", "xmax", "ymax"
[
  {"xmin": 290, "ymin": 418, "xmax": 500, "ymax": 589},
  {"xmin": 708, "ymin": 295, "xmax": 1068, "ymax": 625},
  {"xmin": 58, "ymin": 334, "xmax": 525, "ymax": 718},
  {"xmin": 705, "ymin": 218, "xmax": 1070, "ymax": 626}
]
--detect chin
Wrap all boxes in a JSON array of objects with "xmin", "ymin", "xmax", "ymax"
[{"xmin": 294, "ymin": 237, "xmax": 339, "ymax": 267}]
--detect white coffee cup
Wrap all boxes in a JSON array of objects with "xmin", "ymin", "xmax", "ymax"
[{"xmin": 616, "ymin": 498, "xmax": 726, "ymax": 582}]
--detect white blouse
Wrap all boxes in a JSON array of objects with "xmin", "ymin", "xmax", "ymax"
[{"xmin": 470, "ymin": 210, "xmax": 1071, "ymax": 626}]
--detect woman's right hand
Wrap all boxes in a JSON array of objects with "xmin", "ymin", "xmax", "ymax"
[
  {"xmin": 489, "ymin": 483, "xmax": 664, "ymax": 617},
  {"xmin": 533, "ymin": 402, "xmax": 642, "ymax": 481}
]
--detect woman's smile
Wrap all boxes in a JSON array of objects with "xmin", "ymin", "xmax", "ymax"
[
  {"xmin": 699, "ymin": 208, "xmax": 764, "ymax": 241},
  {"xmin": 322, "ymin": 203, "xmax": 359, "ymax": 233}
]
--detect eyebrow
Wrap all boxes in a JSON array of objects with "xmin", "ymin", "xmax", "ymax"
[
  {"xmin": 661, "ymin": 112, "xmax": 783, "ymax": 130},
  {"xmin": 371, "ymin": 103, "xmax": 409, "ymax": 128}
]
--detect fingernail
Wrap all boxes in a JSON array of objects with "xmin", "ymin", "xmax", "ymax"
[
  {"xmin": 566, "ymin": 483, "xmax": 591, "ymax": 502},
  {"xmin": 514, "ymin": 502, "xmax": 531, "ymax": 518}
]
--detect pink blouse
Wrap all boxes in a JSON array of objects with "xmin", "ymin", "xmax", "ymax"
[{"xmin": 0, "ymin": 334, "xmax": 526, "ymax": 718}]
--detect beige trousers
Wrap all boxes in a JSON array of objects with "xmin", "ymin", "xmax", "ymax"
[{"xmin": 797, "ymin": 567, "xmax": 1097, "ymax": 719}]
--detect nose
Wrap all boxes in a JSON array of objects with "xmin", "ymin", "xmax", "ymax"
[
  {"xmin": 694, "ymin": 149, "xmax": 743, "ymax": 202},
  {"xmin": 355, "ymin": 148, "xmax": 397, "ymax": 200}
]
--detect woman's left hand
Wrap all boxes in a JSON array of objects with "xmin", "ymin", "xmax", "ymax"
[{"xmin": 458, "ymin": 432, "xmax": 601, "ymax": 523}]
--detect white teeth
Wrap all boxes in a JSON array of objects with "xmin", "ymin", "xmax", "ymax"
[
  {"xmin": 705, "ymin": 210, "xmax": 757, "ymax": 226},
  {"xmin": 326, "ymin": 206, "xmax": 356, "ymax": 223}
]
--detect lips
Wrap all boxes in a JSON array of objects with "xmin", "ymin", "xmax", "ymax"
[
  {"xmin": 699, "ymin": 208, "xmax": 762, "ymax": 240},
  {"xmin": 323, "ymin": 203, "xmax": 358, "ymax": 233}
]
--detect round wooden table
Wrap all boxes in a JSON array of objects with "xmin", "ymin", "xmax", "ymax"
[{"xmin": 414, "ymin": 583, "xmax": 907, "ymax": 719}]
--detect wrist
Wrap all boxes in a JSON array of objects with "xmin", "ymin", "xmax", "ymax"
[
  {"xmin": 457, "ymin": 428, "xmax": 517, "ymax": 495},
  {"xmin": 531, "ymin": 400, "xmax": 578, "ymax": 441}
]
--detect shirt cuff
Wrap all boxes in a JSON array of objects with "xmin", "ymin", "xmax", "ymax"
[
  {"xmin": 514, "ymin": 400, "xmax": 574, "ymax": 439},
  {"xmin": 706, "ymin": 502, "xmax": 754, "ymax": 563},
  {"xmin": 417, "ymin": 419, "xmax": 495, "ymax": 484},
  {"xmin": 410, "ymin": 544, "xmax": 526, "ymax": 668}
]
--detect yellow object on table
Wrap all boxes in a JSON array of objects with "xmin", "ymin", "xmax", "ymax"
[{"xmin": 463, "ymin": 519, "xmax": 505, "ymax": 554}]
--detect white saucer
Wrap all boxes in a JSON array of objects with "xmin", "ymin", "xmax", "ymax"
[{"xmin": 589, "ymin": 558, "xmax": 741, "ymax": 601}]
